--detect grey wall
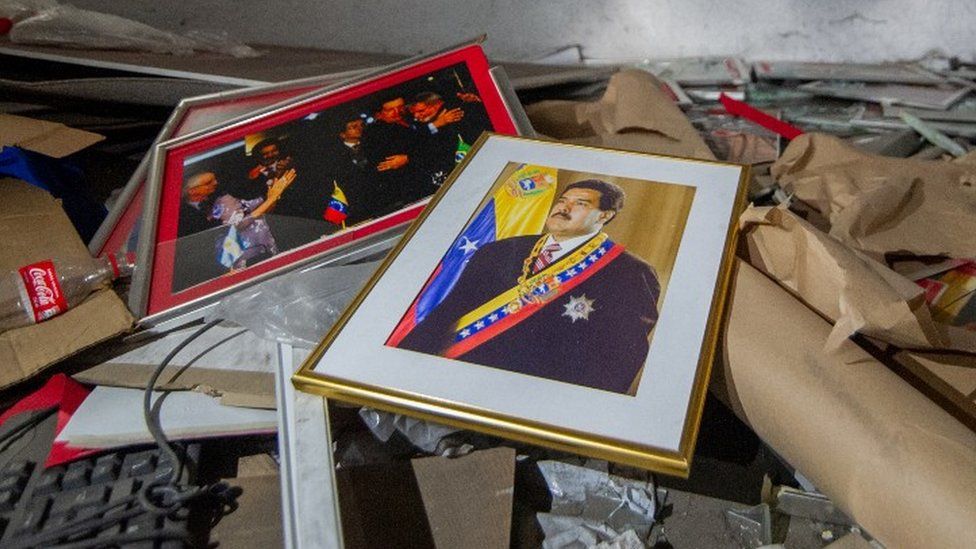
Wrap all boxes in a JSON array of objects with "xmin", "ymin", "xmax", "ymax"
[{"xmin": 73, "ymin": 0, "xmax": 974, "ymax": 62}]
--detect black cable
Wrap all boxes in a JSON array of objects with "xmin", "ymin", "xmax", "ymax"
[{"xmin": 143, "ymin": 318, "xmax": 224, "ymax": 485}]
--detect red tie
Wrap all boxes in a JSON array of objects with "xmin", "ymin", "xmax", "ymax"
[{"xmin": 534, "ymin": 242, "xmax": 562, "ymax": 273}]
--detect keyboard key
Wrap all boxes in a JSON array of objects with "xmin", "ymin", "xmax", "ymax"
[
  {"xmin": 0, "ymin": 473, "xmax": 26, "ymax": 493},
  {"xmin": 34, "ymin": 467, "xmax": 64, "ymax": 496},
  {"xmin": 45, "ymin": 511, "xmax": 72, "ymax": 530},
  {"xmin": 91, "ymin": 455, "xmax": 121, "ymax": 484},
  {"xmin": 5, "ymin": 461, "xmax": 33, "ymax": 478},
  {"xmin": 0, "ymin": 488, "xmax": 20, "ymax": 511},
  {"xmin": 51, "ymin": 485, "xmax": 110, "ymax": 516},
  {"xmin": 121, "ymin": 452, "xmax": 157, "ymax": 478},
  {"xmin": 15, "ymin": 498, "xmax": 50, "ymax": 534},
  {"xmin": 78, "ymin": 485, "xmax": 109, "ymax": 508},
  {"xmin": 124, "ymin": 513, "xmax": 159, "ymax": 537},
  {"xmin": 103, "ymin": 477, "xmax": 140, "ymax": 521},
  {"xmin": 72, "ymin": 503, "xmax": 103, "ymax": 525},
  {"xmin": 62, "ymin": 462, "xmax": 92, "ymax": 490},
  {"xmin": 153, "ymin": 462, "xmax": 177, "ymax": 484}
]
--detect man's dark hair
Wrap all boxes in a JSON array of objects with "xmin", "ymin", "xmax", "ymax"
[
  {"xmin": 564, "ymin": 179, "xmax": 625, "ymax": 212},
  {"xmin": 413, "ymin": 91, "xmax": 443, "ymax": 104},
  {"xmin": 251, "ymin": 136, "xmax": 283, "ymax": 158},
  {"xmin": 338, "ymin": 117, "xmax": 362, "ymax": 137}
]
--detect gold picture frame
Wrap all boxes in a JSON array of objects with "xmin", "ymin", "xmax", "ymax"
[{"xmin": 294, "ymin": 133, "xmax": 749, "ymax": 476}]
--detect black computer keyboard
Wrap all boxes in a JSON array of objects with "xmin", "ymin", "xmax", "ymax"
[{"xmin": 0, "ymin": 406, "xmax": 216, "ymax": 548}]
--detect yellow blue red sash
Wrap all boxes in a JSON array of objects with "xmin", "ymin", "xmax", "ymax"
[{"xmin": 444, "ymin": 233, "xmax": 623, "ymax": 359}]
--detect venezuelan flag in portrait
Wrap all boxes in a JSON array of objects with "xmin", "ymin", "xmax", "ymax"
[
  {"xmin": 387, "ymin": 164, "xmax": 558, "ymax": 346},
  {"xmin": 323, "ymin": 181, "xmax": 349, "ymax": 228}
]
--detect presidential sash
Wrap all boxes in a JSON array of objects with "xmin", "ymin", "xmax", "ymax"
[{"xmin": 443, "ymin": 233, "xmax": 624, "ymax": 359}]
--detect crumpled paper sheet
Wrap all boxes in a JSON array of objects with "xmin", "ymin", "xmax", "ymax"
[
  {"xmin": 524, "ymin": 69, "xmax": 716, "ymax": 161},
  {"xmin": 770, "ymin": 133, "xmax": 976, "ymax": 258},
  {"xmin": 714, "ymin": 260, "xmax": 976, "ymax": 549},
  {"xmin": 740, "ymin": 204, "xmax": 976, "ymax": 353}
]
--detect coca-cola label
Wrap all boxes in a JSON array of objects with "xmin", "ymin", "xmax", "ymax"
[{"xmin": 18, "ymin": 260, "xmax": 67, "ymax": 323}]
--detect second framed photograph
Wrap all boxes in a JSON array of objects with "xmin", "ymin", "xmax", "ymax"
[
  {"xmin": 88, "ymin": 69, "xmax": 365, "ymax": 259},
  {"xmin": 131, "ymin": 40, "xmax": 525, "ymax": 324},
  {"xmin": 294, "ymin": 134, "xmax": 748, "ymax": 475}
]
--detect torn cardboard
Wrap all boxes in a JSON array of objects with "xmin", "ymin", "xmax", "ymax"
[
  {"xmin": 210, "ymin": 464, "xmax": 283, "ymax": 549},
  {"xmin": 713, "ymin": 260, "xmax": 976, "ymax": 549},
  {"xmin": 739, "ymin": 204, "xmax": 976, "ymax": 353},
  {"xmin": 770, "ymin": 133, "xmax": 976, "ymax": 258},
  {"xmin": 72, "ymin": 323, "xmax": 277, "ymax": 409},
  {"xmin": 524, "ymin": 69, "xmax": 716, "ymax": 161},
  {"xmin": 412, "ymin": 447, "xmax": 516, "ymax": 549},
  {"xmin": 0, "ymin": 113, "xmax": 104, "ymax": 158},
  {"xmin": 0, "ymin": 179, "xmax": 132, "ymax": 389},
  {"xmin": 337, "ymin": 460, "xmax": 436, "ymax": 548}
]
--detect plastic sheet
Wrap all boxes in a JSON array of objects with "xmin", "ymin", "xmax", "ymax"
[
  {"xmin": 537, "ymin": 514, "xmax": 645, "ymax": 549},
  {"xmin": 725, "ymin": 503, "xmax": 773, "ymax": 548},
  {"xmin": 206, "ymin": 260, "xmax": 381, "ymax": 348},
  {"xmin": 358, "ymin": 407, "xmax": 462, "ymax": 454},
  {"xmin": 8, "ymin": 3, "xmax": 259, "ymax": 57},
  {"xmin": 537, "ymin": 460, "xmax": 656, "ymax": 544}
]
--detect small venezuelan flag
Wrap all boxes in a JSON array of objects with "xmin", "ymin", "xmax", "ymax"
[{"xmin": 323, "ymin": 181, "xmax": 349, "ymax": 227}]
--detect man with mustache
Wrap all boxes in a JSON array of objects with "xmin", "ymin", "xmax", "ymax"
[{"xmin": 397, "ymin": 179, "xmax": 661, "ymax": 395}]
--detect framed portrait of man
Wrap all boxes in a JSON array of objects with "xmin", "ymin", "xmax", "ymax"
[
  {"xmin": 294, "ymin": 134, "xmax": 749, "ymax": 476},
  {"xmin": 130, "ymin": 39, "xmax": 527, "ymax": 326}
]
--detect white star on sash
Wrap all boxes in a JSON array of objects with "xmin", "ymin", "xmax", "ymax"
[{"xmin": 458, "ymin": 236, "xmax": 479, "ymax": 254}]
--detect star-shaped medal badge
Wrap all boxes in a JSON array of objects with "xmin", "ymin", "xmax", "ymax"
[{"xmin": 562, "ymin": 294, "xmax": 595, "ymax": 323}]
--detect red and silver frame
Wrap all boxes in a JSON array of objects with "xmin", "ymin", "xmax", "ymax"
[
  {"xmin": 88, "ymin": 68, "xmax": 371, "ymax": 258},
  {"xmin": 129, "ymin": 38, "xmax": 531, "ymax": 327}
]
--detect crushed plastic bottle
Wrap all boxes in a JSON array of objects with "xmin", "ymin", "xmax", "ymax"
[{"xmin": 0, "ymin": 252, "xmax": 133, "ymax": 332}]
